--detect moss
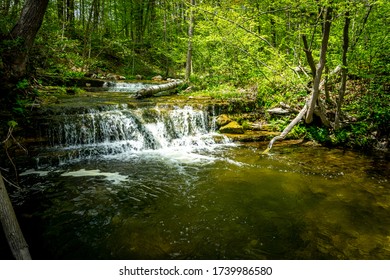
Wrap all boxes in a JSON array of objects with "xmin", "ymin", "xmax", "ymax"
[
  {"xmin": 219, "ymin": 121, "xmax": 244, "ymax": 134},
  {"xmin": 216, "ymin": 114, "xmax": 231, "ymax": 127}
]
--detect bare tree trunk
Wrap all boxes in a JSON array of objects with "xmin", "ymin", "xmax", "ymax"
[
  {"xmin": 263, "ymin": 104, "xmax": 308, "ymax": 154},
  {"xmin": 302, "ymin": 34, "xmax": 316, "ymax": 78},
  {"xmin": 324, "ymin": 65, "xmax": 330, "ymax": 102},
  {"xmin": 163, "ymin": 0, "xmax": 169, "ymax": 77},
  {"xmin": 335, "ymin": 10, "xmax": 350, "ymax": 130},
  {"xmin": 0, "ymin": 172, "xmax": 31, "ymax": 260},
  {"xmin": 305, "ymin": 6, "xmax": 333, "ymax": 124},
  {"xmin": 1, "ymin": 0, "xmax": 49, "ymax": 80},
  {"xmin": 185, "ymin": 0, "xmax": 195, "ymax": 81},
  {"xmin": 66, "ymin": 0, "xmax": 75, "ymax": 35}
]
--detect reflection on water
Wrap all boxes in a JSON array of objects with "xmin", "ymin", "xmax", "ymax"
[{"xmin": 15, "ymin": 144, "xmax": 390, "ymax": 260}]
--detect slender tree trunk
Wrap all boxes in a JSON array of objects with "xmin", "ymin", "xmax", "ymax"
[
  {"xmin": 83, "ymin": 0, "xmax": 95, "ymax": 65},
  {"xmin": 1, "ymin": 0, "xmax": 49, "ymax": 81},
  {"xmin": 324, "ymin": 65, "xmax": 330, "ymax": 102},
  {"xmin": 57, "ymin": 0, "xmax": 65, "ymax": 24},
  {"xmin": 302, "ymin": 34, "xmax": 316, "ymax": 78},
  {"xmin": 185, "ymin": 0, "xmax": 195, "ymax": 81},
  {"xmin": 305, "ymin": 6, "xmax": 333, "ymax": 124},
  {"xmin": 0, "ymin": 172, "xmax": 31, "ymax": 260},
  {"xmin": 269, "ymin": 6, "xmax": 276, "ymax": 47},
  {"xmin": 335, "ymin": 10, "xmax": 350, "ymax": 129},
  {"xmin": 163, "ymin": 0, "xmax": 169, "ymax": 77},
  {"xmin": 66, "ymin": 0, "xmax": 75, "ymax": 35}
]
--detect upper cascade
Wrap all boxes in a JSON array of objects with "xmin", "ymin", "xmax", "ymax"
[{"xmin": 102, "ymin": 82, "xmax": 154, "ymax": 92}]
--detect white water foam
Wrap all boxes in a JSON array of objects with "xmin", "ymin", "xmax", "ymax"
[{"xmin": 60, "ymin": 169, "xmax": 128, "ymax": 185}]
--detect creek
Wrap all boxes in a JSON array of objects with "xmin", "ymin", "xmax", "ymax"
[{"xmin": 3, "ymin": 85, "xmax": 390, "ymax": 260}]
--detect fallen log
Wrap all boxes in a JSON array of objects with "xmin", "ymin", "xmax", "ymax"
[
  {"xmin": 0, "ymin": 172, "xmax": 31, "ymax": 259},
  {"xmin": 135, "ymin": 79, "xmax": 184, "ymax": 99}
]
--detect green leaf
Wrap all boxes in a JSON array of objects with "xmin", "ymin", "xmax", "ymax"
[{"xmin": 7, "ymin": 120, "xmax": 18, "ymax": 128}]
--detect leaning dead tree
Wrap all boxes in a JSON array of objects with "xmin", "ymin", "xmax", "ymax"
[
  {"xmin": 263, "ymin": 6, "xmax": 333, "ymax": 153},
  {"xmin": 135, "ymin": 80, "xmax": 184, "ymax": 99},
  {"xmin": 0, "ymin": 172, "xmax": 31, "ymax": 260},
  {"xmin": 263, "ymin": 105, "xmax": 308, "ymax": 154}
]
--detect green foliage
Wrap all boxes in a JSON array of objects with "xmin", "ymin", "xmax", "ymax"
[
  {"xmin": 331, "ymin": 129, "xmax": 349, "ymax": 145},
  {"xmin": 307, "ymin": 126, "xmax": 330, "ymax": 143},
  {"xmin": 290, "ymin": 123, "xmax": 307, "ymax": 139},
  {"xmin": 16, "ymin": 79, "xmax": 29, "ymax": 90},
  {"xmin": 7, "ymin": 120, "xmax": 18, "ymax": 128},
  {"xmin": 268, "ymin": 117, "xmax": 291, "ymax": 132},
  {"xmin": 184, "ymin": 83, "xmax": 243, "ymax": 100},
  {"xmin": 12, "ymin": 97, "xmax": 29, "ymax": 116}
]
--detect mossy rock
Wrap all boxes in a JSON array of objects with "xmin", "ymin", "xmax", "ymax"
[
  {"xmin": 220, "ymin": 121, "xmax": 244, "ymax": 134},
  {"xmin": 216, "ymin": 114, "xmax": 231, "ymax": 127}
]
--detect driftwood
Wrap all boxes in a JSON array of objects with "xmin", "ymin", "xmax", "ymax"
[
  {"xmin": 135, "ymin": 80, "xmax": 184, "ymax": 99},
  {"xmin": 0, "ymin": 172, "xmax": 31, "ymax": 259},
  {"xmin": 262, "ymin": 104, "xmax": 308, "ymax": 154}
]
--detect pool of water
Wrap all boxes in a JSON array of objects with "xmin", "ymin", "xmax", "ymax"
[{"xmin": 12, "ymin": 142, "xmax": 390, "ymax": 260}]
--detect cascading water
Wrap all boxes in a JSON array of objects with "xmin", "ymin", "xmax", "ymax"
[
  {"xmin": 101, "ymin": 81, "xmax": 155, "ymax": 93},
  {"xmin": 42, "ymin": 104, "xmax": 230, "ymax": 164}
]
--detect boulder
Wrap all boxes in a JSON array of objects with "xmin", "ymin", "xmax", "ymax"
[
  {"xmin": 136, "ymin": 74, "xmax": 143, "ymax": 80},
  {"xmin": 216, "ymin": 114, "xmax": 231, "ymax": 127},
  {"xmin": 152, "ymin": 75, "xmax": 163, "ymax": 81},
  {"xmin": 219, "ymin": 121, "xmax": 244, "ymax": 134},
  {"xmin": 105, "ymin": 73, "xmax": 126, "ymax": 80}
]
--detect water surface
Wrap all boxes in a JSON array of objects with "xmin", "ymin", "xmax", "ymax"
[{"xmin": 15, "ymin": 143, "xmax": 390, "ymax": 260}]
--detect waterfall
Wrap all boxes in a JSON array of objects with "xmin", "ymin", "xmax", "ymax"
[{"xmin": 42, "ymin": 104, "xmax": 230, "ymax": 164}]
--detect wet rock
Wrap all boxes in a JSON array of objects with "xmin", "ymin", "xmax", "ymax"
[
  {"xmin": 136, "ymin": 74, "xmax": 143, "ymax": 80},
  {"xmin": 106, "ymin": 73, "xmax": 126, "ymax": 80},
  {"xmin": 152, "ymin": 75, "xmax": 163, "ymax": 81},
  {"xmin": 216, "ymin": 114, "xmax": 231, "ymax": 127},
  {"xmin": 220, "ymin": 121, "xmax": 244, "ymax": 134}
]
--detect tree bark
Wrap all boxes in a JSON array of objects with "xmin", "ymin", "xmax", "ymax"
[
  {"xmin": 0, "ymin": 172, "xmax": 31, "ymax": 260},
  {"xmin": 135, "ymin": 80, "xmax": 184, "ymax": 99},
  {"xmin": 66, "ymin": 0, "xmax": 75, "ymax": 35},
  {"xmin": 263, "ymin": 104, "xmax": 308, "ymax": 154},
  {"xmin": 185, "ymin": 0, "xmax": 195, "ymax": 81},
  {"xmin": 305, "ymin": 6, "xmax": 333, "ymax": 124},
  {"xmin": 1, "ymin": 0, "xmax": 49, "ymax": 80},
  {"xmin": 335, "ymin": 10, "xmax": 350, "ymax": 130},
  {"xmin": 302, "ymin": 34, "xmax": 316, "ymax": 78}
]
